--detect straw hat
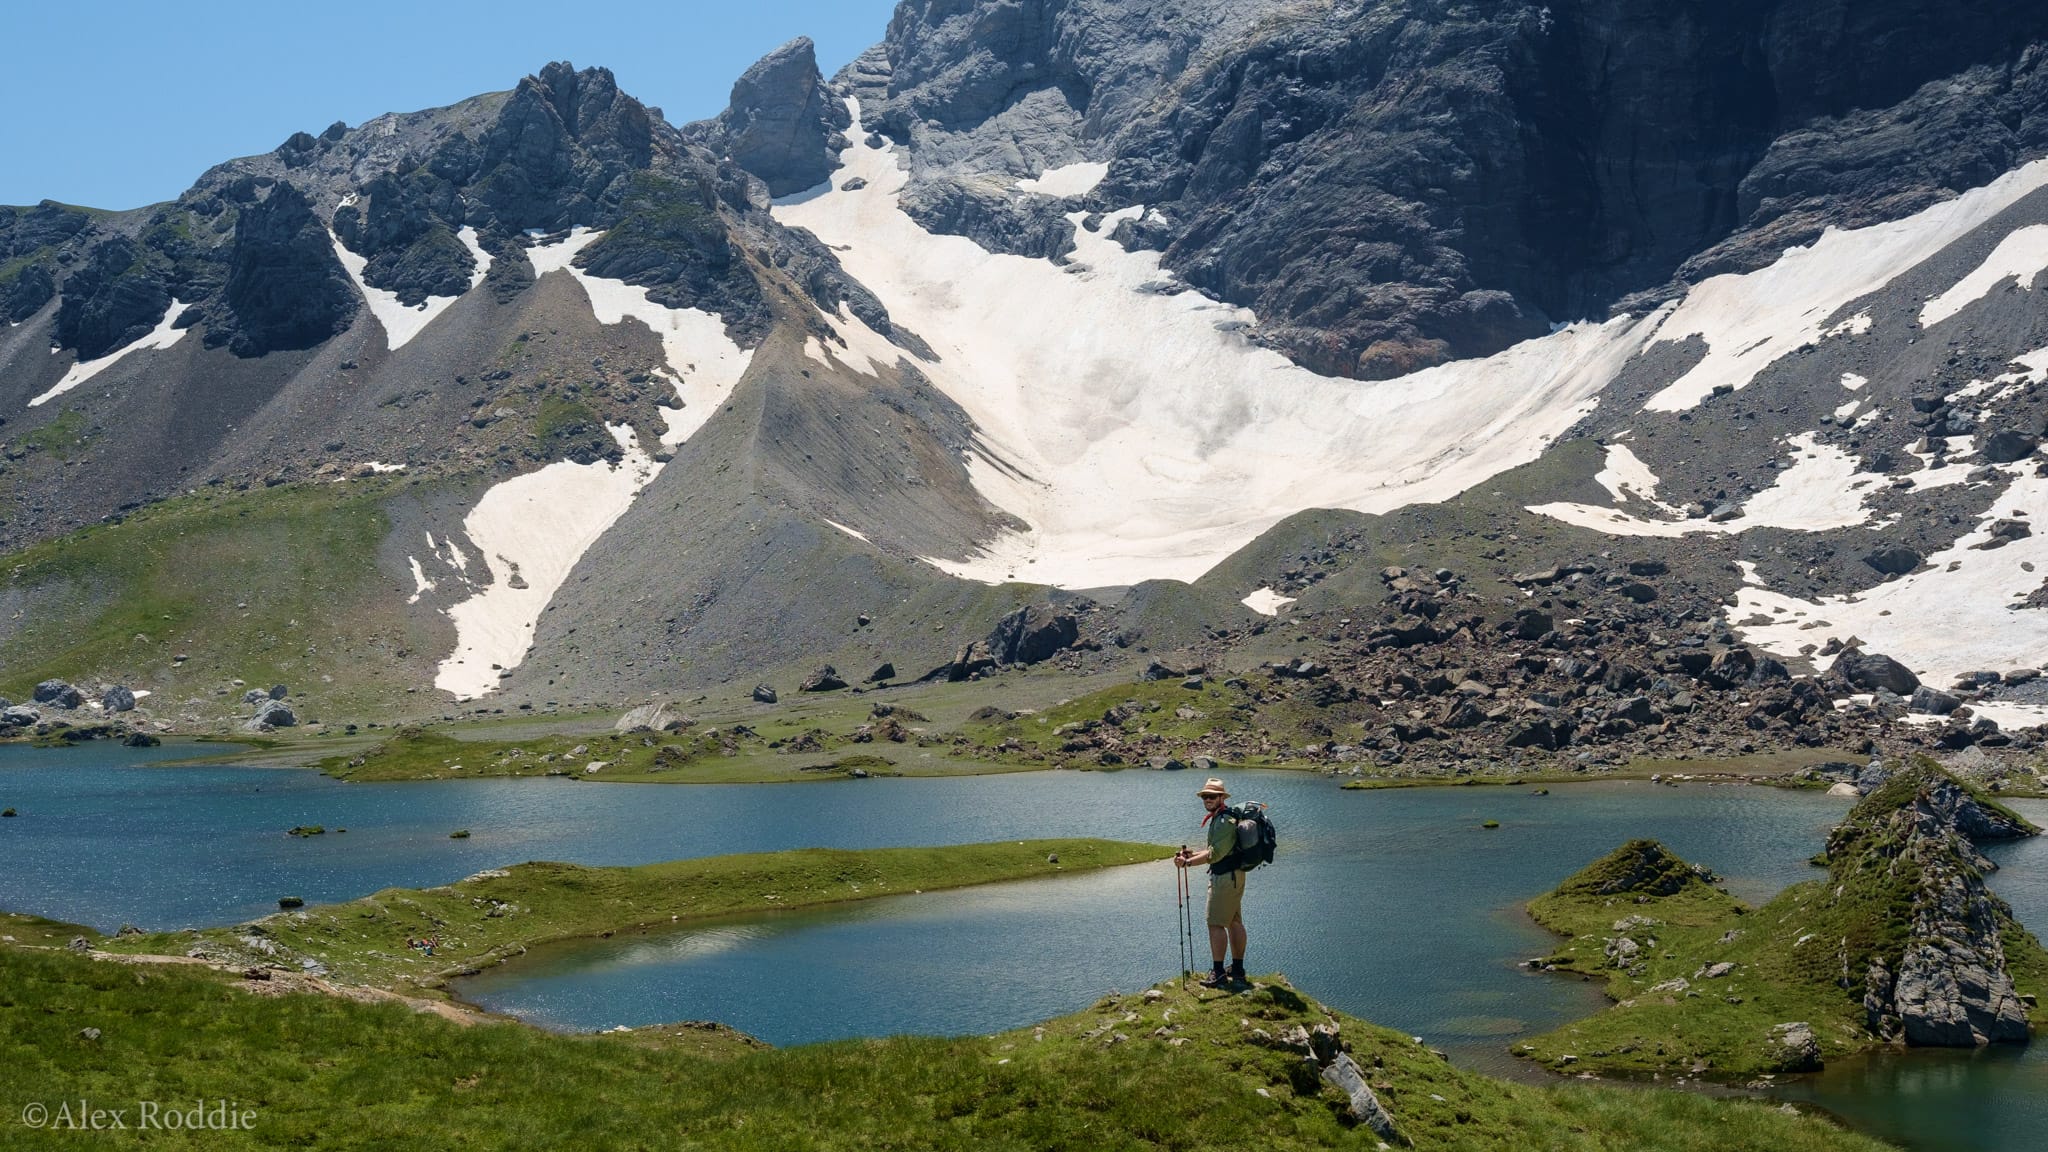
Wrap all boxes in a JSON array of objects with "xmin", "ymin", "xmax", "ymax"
[{"xmin": 1196, "ymin": 777, "xmax": 1230, "ymax": 798}]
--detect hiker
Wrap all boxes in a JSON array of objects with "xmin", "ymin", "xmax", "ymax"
[{"xmin": 1175, "ymin": 776, "xmax": 1248, "ymax": 987}]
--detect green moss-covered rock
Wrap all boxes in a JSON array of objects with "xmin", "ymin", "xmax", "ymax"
[
  {"xmin": 1522, "ymin": 761, "xmax": 2044, "ymax": 1078},
  {"xmin": 1546, "ymin": 838, "xmax": 1718, "ymax": 900}
]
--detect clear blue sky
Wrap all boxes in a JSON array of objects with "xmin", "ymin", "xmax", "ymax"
[{"xmin": 1, "ymin": 0, "xmax": 898, "ymax": 211}]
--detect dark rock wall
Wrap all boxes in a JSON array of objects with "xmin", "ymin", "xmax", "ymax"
[
  {"xmin": 697, "ymin": 37, "xmax": 853, "ymax": 197},
  {"xmin": 212, "ymin": 183, "xmax": 358, "ymax": 356},
  {"xmin": 868, "ymin": 0, "xmax": 2048, "ymax": 378}
]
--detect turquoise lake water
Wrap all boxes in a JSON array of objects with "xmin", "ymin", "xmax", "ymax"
[{"xmin": 3, "ymin": 741, "xmax": 2043, "ymax": 1150}]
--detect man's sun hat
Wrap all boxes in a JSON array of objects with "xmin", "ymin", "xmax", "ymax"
[{"xmin": 1197, "ymin": 777, "xmax": 1230, "ymax": 798}]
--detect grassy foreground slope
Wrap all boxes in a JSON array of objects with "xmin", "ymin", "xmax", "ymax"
[
  {"xmin": 99, "ymin": 841, "xmax": 1173, "ymax": 990},
  {"xmin": 0, "ymin": 481, "xmax": 447, "ymax": 717},
  {"xmin": 0, "ymin": 945, "xmax": 1892, "ymax": 1152}
]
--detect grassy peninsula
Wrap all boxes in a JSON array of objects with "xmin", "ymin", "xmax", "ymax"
[{"xmin": 96, "ymin": 840, "xmax": 1174, "ymax": 992}]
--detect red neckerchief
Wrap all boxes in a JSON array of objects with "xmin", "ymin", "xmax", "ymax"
[{"xmin": 1201, "ymin": 804, "xmax": 1225, "ymax": 826}]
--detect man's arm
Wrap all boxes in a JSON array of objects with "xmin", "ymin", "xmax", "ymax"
[{"xmin": 1176, "ymin": 846, "xmax": 1212, "ymax": 868}]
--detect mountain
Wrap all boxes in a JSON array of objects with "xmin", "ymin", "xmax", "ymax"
[{"xmin": 7, "ymin": 3, "xmax": 2048, "ymax": 758}]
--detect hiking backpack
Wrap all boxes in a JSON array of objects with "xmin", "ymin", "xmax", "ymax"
[{"xmin": 1220, "ymin": 803, "xmax": 1277, "ymax": 872}]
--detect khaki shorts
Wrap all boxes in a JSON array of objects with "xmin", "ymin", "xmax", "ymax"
[{"xmin": 1206, "ymin": 869, "xmax": 1246, "ymax": 928}]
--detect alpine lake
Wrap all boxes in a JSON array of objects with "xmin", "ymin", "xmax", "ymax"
[{"xmin": 2, "ymin": 740, "xmax": 2042, "ymax": 1152}]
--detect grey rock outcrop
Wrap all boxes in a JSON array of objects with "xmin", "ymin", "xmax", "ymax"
[
  {"xmin": 1863, "ymin": 546, "xmax": 1922, "ymax": 576},
  {"xmin": 100, "ymin": 686, "xmax": 137, "ymax": 713},
  {"xmin": 936, "ymin": 603, "xmax": 1085, "ymax": 681},
  {"xmin": 615, "ymin": 703, "xmax": 686, "ymax": 732},
  {"xmin": 752, "ymin": 684, "xmax": 779, "ymax": 704},
  {"xmin": 246, "ymin": 700, "xmax": 297, "ymax": 729},
  {"xmin": 698, "ymin": 37, "xmax": 851, "ymax": 197},
  {"xmin": 1909, "ymin": 687, "xmax": 1960, "ymax": 716},
  {"xmin": 1320, "ymin": 1051, "xmax": 1401, "ymax": 1140},
  {"xmin": 1828, "ymin": 763, "xmax": 2038, "ymax": 1047},
  {"xmin": 0, "ymin": 202, "xmax": 90, "ymax": 322},
  {"xmin": 799, "ymin": 666, "xmax": 848, "ymax": 692},
  {"xmin": 33, "ymin": 680, "xmax": 83, "ymax": 709},
  {"xmin": 1979, "ymin": 429, "xmax": 2039, "ymax": 464},
  {"xmin": 209, "ymin": 181, "xmax": 360, "ymax": 357},
  {"xmin": 1768, "ymin": 1022, "xmax": 1823, "ymax": 1071},
  {"xmin": 1835, "ymin": 650, "xmax": 1921, "ymax": 696},
  {"xmin": 987, "ymin": 604, "xmax": 1081, "ymax": 665}
]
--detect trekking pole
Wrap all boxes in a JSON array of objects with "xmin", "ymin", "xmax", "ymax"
[{"xmin": 1178, "ymin": 844, "xmax": 1193, "ymax": 989}]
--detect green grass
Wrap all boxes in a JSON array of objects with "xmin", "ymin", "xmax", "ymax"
[
  {"xmin": 0, "ymin": 481, "xmax": 448, "ymax": 717},
  {"xmin": 963, "ymin": 679, "xmax": 1269, "ymax": 763},
  {"xmin": 531, "ymin": 394, "xmax": 600, "ymax": 441},
  {"xmin": 17, "ymin": 410, "xmax": 88, "ymax": 460},
  {"xmin": 0, "ymin": 911, "xmax": 101, "ymax": 949},
  {"xmin": 0, "ymin": 944, "xmax": 1892, "ymax": 1151},
  {"xmin": 0, "ymin": 248, "xmax": 53, "ymax": 287},
  {"xmin": 316, "ymin": 721, "xmax": 1038, "ymax": 784},
  {"xmin": 97, "ymin": 841, "xmax": 1174, "ymax": 992}
]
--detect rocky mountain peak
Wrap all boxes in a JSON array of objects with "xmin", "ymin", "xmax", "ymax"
[{"xmin": 698, "ymin": 36, "xmax": 851, "ymax": 198}]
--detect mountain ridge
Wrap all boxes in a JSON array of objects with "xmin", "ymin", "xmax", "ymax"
[{"xmin": 7, "ymin": 5, "xmax": 2048, "ymax": 765}]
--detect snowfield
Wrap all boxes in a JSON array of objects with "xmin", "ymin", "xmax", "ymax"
[
  {"xmin": 1920, "ymin": 223, "xmax": 2048, "ymax": 328},
  {"xmin": 774, "ymin": 100, "xmax": 1663, "ymax": 588},
  {"xmin": 331, "ymin": 236, "xmax": 469, "ymax": 351},
  {"xmin": 1529, "ymin": 434, "xmax": 1880, "ymax": 537},
  {"xmin": 1729, "ymin": 466, "xmax": 2048, "ymax": 688},
  {"xmin": 1643, "ymin": 157, "xmax": 2048, "ymax": 412},
  {"xmin": 434, "ymin": 425, "xmax": 660, "ymax": 699},
  {"xmin": 30, "ymin": 299, "xmax": 191, "ymax": 407}
]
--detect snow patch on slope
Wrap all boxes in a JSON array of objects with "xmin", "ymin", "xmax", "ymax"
[
  {"xmin": 802, "ymin": 302, "xmax": 905, "ymax": 377},
  {"xmin": 525, "ymin": 229, "xmax": 753, "ymax": 447},
  {"xmin": 1242, "ymin": 587, "xmax": 1297, "ymax": 616},
  {"xmin": 1528, "ymin": 434, "xmax": 1879, "ymax": 536},
  {"xmin": 406, "ymin": 557, "xmax": 435, "ymax": 604},
  {"xmin": 429, "ymin": 233, "xmax": 759, "ymax": 697},
  {"xmin": 1920, "ymin": 224, "xmax": 2048, "ymax": 328},
  {"xmin": 30, "ymin": 299, "xmax": 191, "ymax": 407},
  {"xmin": 435, "ymin": 425, "xmax": 660, "ymax": 699},
  {"xmin": 1643, "ymin": 158, "xmax": 2048, "ymax": 412},
  {"xmin": 1729, "ymin": 466, "xmax": 2048, "ymax": 686},
  {"xmin": 458, "ymin": 226, "xmax": 492, "ymax": 289},
  {"xmin": 773, "ymin": 99, "xmax": 1661, "ymax": 588},
  {"xmin": 1016, "ymin": 162, "xmax": 1109, "ymax": 198},
  {"xmin": 1591, "ymin": 444, "xmax": 1678, "ymax": 513},
  {"xmin": 330, "ymin": 236, "xmax": 471, "ymax": 351}
]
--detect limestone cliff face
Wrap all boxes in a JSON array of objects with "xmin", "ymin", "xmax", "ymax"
[
  {"xmin": 857, "ymin": 0, "xmax": 2048, "ymax": 378},
  {"xmin": 693, "ymin": 37, "xmax": 852, "ymax": 198}
]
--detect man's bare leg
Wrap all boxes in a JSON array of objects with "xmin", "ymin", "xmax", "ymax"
[
  {"xmin": 1208, "ymin": 924, "xmax": 1227, "ymax": 963},
  {"xmin": 1228, "ymin": 918, "xmax": 1246, "ymax": 964}
]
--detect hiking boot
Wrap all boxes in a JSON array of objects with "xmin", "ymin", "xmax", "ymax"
[
  {"xmin": 1227, "ymin": 963, "xmax": 1248, "ymax": 986},
  {"xmin": 1198, "ymin": 968, "xmax": 1229, "ymax": 988}
]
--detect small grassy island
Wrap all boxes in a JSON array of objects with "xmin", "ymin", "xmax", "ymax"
[{"xmin": 1521, "ymin": 760, "xmax": 2047, "ymax": 1079}]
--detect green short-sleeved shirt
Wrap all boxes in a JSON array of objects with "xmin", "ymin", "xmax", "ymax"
[{"xmin": 1206, "ymin": 807, "xmax": 1237, "ymax": 868}]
